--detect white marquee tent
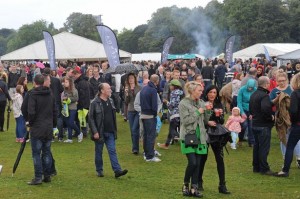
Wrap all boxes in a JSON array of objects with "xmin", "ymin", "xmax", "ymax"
[
  {"xmin": 277, "ymin": 49, "xmax": 300, "ymax": 60},
  {"xmin": 233, "ymin": 43, "xmax": 300, "ymax": 60},
  {"xmin": 0, "ymin": 32, "xmax": 132, "ymax": 61},
  {"xmin": 131, "ymin": 52, "xmax": 161, "ymax": 62}
]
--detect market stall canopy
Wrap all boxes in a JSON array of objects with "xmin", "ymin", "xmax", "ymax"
[
  {"xmin": 0, "ymin": 32, "xmax": 131, "ymax": 61},
  {"xmin": 233, "ymin": 43, "xmax": 300, "ymax": 60},
  {"xmin": 167, "ymin": 53, "xmax": 205, "ymax": 60},
  {"xmin": 277, "ymin": 49, "xmax": 300, "ymax": 60}
]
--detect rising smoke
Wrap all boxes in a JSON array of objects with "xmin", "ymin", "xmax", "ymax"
[{"xmin": 170, "ymin": 6, "xmax": 227, "ymax": 58}]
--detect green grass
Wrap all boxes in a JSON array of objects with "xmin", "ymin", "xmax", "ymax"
[{"xmin": 0, "ymin": 110, "xmax": 300, "ymax": 199}]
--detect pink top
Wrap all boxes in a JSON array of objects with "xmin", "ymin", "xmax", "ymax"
[{"xmin": 225, "ymin": 115, "xmax": 245, "ymax": 133}]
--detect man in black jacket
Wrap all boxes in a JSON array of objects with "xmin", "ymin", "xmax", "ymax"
[
  {"xmin": 43, "ymin": 68, "xmax": 64, "ymax": 141},
  {"xmin": 21, "ymin": 74, "xmax": 57, "ymax": 185},
  {"xmin": 249, "ymin": 76, "xmax": 275, "ymax": 175},
  {"xmin": 89, "ymin": 83, "xmax": 128, "ymax": 178}
]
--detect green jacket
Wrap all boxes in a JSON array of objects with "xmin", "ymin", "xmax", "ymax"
[{"xmin": 179, "ymin": 97, "xmax": 211, "ymax": 145}]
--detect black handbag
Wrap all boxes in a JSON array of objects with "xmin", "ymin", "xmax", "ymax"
[
  {"xmin": 184, "ymin": 132, "xmax": 199, "ymax": 147},
  {"xmin": 207, "ymin": 124, "xmax": 232, "ymax": 146}
]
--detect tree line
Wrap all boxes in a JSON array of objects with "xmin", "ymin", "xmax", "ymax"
[{"xmin": 0, "ymin": 0, "xmax": 299, "ymax": 58}]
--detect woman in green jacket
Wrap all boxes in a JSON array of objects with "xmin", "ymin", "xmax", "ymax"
[{"xmin": 179, "ymin": 81, "xmax": 211, "ymax": 198}]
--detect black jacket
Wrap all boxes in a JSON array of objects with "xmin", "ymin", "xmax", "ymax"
[
  {"xmin": 8, "ymin": 72, "xmax": 20, "ymax": 89},
  {"xmin": 249, "ymin": 87, "xmax": 274, "ymax": 128},
  {"xmin": 201, "ymin": 66, "xmax": 214, "ymax": 80},
  {"xmin": 89, "ymin": 76, "xmax": 105, "ymax": 99},
  {"xmin": 290, "ymin": 89, "xmax": 300, "ymax": 126},
  {"xmin": 22, "ymin": 86, "xmax": 57, "ymax": 140},
  {"xmin": 0, "ymin": 79, "xmax": 11, "ymax": 102},
  {"xmin": 74, "ymin": 75, "xmax": 91, "ymax": 109},
  {"xmin": 50, "ymin": 76, "xmax": 64, "ymax": 105},
  {"xmin": 88, "ymin": 97, "xmax": 117, "ymax": 142}
]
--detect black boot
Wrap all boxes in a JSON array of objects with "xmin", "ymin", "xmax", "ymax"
[
  {"xmin": 190, "ymin": 184, "xmax": 203, "ymax": 198},
  {"xmin": 218, "ymin": 183, "xmax": 230, "ymax": 194},
  {"xmin": 198, "ymin": 181, "xmax": 204, "ymax": 191},
  {"xmin": 182, "ymin": 183, "xmax": 190, "ymax": 196}
]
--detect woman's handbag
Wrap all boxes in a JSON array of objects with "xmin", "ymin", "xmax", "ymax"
[
  {"xmin": 184, "ymin": 131, "xmax": 199, "ymax": 147},
  {"xmin": 207, "ymin": 124, "xmax": 232, "ymax": 146}
]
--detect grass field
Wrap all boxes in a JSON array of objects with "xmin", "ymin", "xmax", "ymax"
[{"xmin": 0, "ymin": 109, "xmax": 300, "ymax": 199}]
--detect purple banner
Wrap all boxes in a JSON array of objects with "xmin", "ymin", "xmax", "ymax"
[
  {"xmin": 96, "ymin": 25, "xmax": 120, "ymax": 69},
  {"xmin": 225, "ymin": 35, "xmax": 236, "ymax": 63},
  {"xmin": 161, "ymin": 36, "xmax": 174, "ymax": 64},
  {"xmin": 42, "ymin": 31, "xmax": 56, "ymax": 70}
]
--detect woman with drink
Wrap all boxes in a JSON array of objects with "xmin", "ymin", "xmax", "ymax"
[{"xmin": 198, "ymin": 85, "xmax": 230, "ymax": 194}]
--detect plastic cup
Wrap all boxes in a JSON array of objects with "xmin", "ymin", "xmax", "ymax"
[
  {"xmin": 205, "ymin": 102, "xmax": 211, "ymax": 110},
  {"xmin": 214, "ymin": 108, "xmax": 220, "ymax": 117}
]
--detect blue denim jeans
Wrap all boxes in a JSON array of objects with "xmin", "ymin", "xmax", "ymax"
[
  {"xmin": 241, "ymin": 110, "xmax": 255, "ymax": 145},
  {"xmin": 280, "ymin": 128, "xmax": 300, "ymax": 158},
  {"xmin": 142, "ymin": 118, "xmax": 157, "ymax": 160},
  {"xmin": 283, "ymin": 125, "xmax": 300, "ymax": 173},
  {"xmin": 127, "ymin": 111, "xmax": 140, "ymax": 153},
  {"xmin": 94, "ymin": 132, "xmax": 122, "ymax": 173},
  {"xmin": 63, "ymin": 110, "xmax": 80, "ymax": 139},
  {"xmin": 252, "ymin": 126, "xmax": 271, "ymax": 173},
  {"xmin": 30, "ymin": 137, "xmax": 52, "ymax": 179},
  {"xmin": 15, "ymin": 115, "xmax": 26, "ymax": 139}
]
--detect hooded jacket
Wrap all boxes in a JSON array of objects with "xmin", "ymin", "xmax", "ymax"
[
  {"xmin": 237, "ymin": 79, "xmax": 257, "ymax": 115},
  {"xmin": 23, "ymin": 86, "xmax": 57, "ymax": 140}
]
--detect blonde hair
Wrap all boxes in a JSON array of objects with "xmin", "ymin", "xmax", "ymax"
[
  {"xmin": 184, "ymin": 81, "xmax": 202, "ymax": 98},
  {"xmin": 290, "ymin": 73, "xmax": 300, "ymax": 90},
  {"xmin": 275, "ymin": 70, "xmax": 288, "ymax": 82}
]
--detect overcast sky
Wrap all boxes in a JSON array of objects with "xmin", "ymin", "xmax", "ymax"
[{"xmin": 0, "ymin": 0, "xmax": 216, "ymax": 31}]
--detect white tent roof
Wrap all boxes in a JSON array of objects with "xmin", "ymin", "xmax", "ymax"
[
  {"xmin": 131, "ymin": 52, "xmax": 161, "ymax": 62},
  {"xmin": 277, "ymin": 49, "xmax": 300, "ymax": 60},
  {"xmin": 0, "ymin": 32, "xmax": 131, "ymax": 61},
  {"xmin": 233, "ymin": 43, "xmax": 300, "ymax": 60}
]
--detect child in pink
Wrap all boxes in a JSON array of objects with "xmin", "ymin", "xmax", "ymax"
[{"xmin": 225, "ymin": 107, "xmax": 245, "ymax": 149}]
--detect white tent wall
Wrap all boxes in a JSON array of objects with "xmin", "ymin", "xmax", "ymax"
[
  {"xmin": 233, "ymin": 43, "xmax": 300, "ymax": 60},
  {"xmin": 277, "ymin": 49, "xmax": 300, "ymax": 60},
  {"xmin": 131, "ymin": 53, "xmax": 161, "ymax": 62},
  {"xmin": 0, "ymin": 32, "xmax": 131, "ymax": 61}
]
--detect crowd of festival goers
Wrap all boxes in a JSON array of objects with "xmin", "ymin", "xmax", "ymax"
[{"xmin": 0, "ymin": 57, "xmax": 299, "ymax": 196}]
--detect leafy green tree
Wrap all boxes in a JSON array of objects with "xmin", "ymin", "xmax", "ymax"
[
  {"xmin": 64, "ymin": 12, "xmax": 99, "ymax": 41},
  {"xmin": 118, "ymin": 24, "xmax": 148, "ymax": 53},
  {"xmin": 6, "ymin": 20, "xmax": 58, "ymax": 53},
  {"xmin": 0, "ymin": 28, "xmax": 16, "ymax": 55},
  {"xmin": 287, "ymin": 0, "xmax": 300, "ymax": 42},
  {"xmin": 0, "ymin": 36, "xmax": 7, "ymax": 56}
]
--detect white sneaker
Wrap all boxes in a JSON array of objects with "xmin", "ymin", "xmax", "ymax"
[
  {"xmin": 146, "ymin": 157, "xmax": 161, "ymax": 162},
  {"xmin": 154, "ymin": 150, "xmax": 162, "ymax": 156},
  {"xmin": 230, "ymin": 143, "xmax": 236, "ymax": 150},
  {"xmin": 78, "ymin": 133, "xmax": 83, "ymax": 143},
  {"xmin": 64, "ymin": 139, "xmax": 73, "ymax": 143}
]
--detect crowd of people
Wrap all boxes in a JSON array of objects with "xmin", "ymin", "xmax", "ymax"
[{"xmin": 0, "ymin": 57, "xmax": 299, "ymax": 197}]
